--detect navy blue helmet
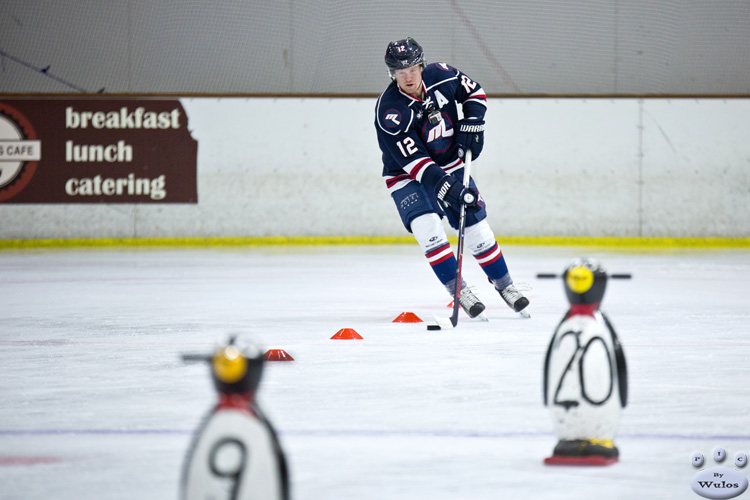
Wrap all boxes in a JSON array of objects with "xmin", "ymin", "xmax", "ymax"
[{"xmin": 384, "ymin": 37, "xmax": 425, "ymax": 77}]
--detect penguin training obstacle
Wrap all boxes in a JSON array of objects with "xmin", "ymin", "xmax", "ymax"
[
  {"xmin": 180, "ymin": 336, "xmax": 290, "ymax": 499},
  {"xmin": 541, "ymin": 259, "xmax": 629, "ymax": 466}
]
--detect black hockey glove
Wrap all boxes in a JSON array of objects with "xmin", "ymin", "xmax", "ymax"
[
  {"xmin": 456, "ymin": 118, "xmax": 485, "ymax": 160},
  {"xmin": 435, "ymin": 174, "xmax": 479, "ymax": 208}
]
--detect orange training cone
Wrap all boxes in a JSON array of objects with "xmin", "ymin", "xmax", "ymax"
[
  {"xmin": 331, "ymin": 328, "xmax": 363, "ymax": 340},
  {"xmin": 392, "ymin": 312, "xmax": 423, "ymax": 323},
  {"xmin": 264, "ymin": 349, "xmax": 294, "ymax": 361}
]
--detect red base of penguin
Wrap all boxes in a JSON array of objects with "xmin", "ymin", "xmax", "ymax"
[
  {"xmin": 544, "ymin": 455, "xmax": 619, "ymax": 466},
  {"xmin": 543, "ymin": 439, "xmax": 620, "ymax": 466}
]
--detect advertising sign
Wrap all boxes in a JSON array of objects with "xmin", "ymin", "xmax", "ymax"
[{"xmin": 0, "ymin": 99, "xmax": 197, "ymax": 203}]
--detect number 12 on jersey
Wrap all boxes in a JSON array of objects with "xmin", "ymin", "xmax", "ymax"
[{"xmin": 396, "ymin": 137, "xmax": 418, "ymax": 157}]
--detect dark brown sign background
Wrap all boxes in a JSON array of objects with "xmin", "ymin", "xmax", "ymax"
[{"xmin": 0, "ymin": 99, "xmax": 197, "ymax": 203}]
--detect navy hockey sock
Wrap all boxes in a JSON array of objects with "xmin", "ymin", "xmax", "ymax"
[
  {"xmin": 425, "ymin": 241, "xmax": 458, "ymax": 285},
  {"xmin": 473, "ymin": 241, "xmax": 511, "ymax": 289},
  {"xmin": 410, "ymin": 213, "xmax": 458, "ymax": 286}
]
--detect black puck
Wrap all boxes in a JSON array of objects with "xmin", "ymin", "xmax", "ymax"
[{"xmin": 426, "ymin": 325, "xmax": 441, "ymax": 331}]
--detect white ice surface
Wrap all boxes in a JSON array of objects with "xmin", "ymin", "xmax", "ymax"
[{"xmin": 1, "ymin": 244, "xmax": 749, "ymax": 500}]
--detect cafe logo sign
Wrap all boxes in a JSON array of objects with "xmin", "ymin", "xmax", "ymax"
[{"xmin": 0, "ymin": 103, "xmax": 41, "ymax": 202}]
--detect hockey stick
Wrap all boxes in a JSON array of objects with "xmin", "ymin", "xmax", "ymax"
[{"xmin": 427, "ymin": 149, "xmax": 473, "ymax": 331}]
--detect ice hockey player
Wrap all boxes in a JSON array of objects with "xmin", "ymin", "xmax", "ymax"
[{"xmin": 374, "ymin": 37, "xmax": 529, "ymax": 318}]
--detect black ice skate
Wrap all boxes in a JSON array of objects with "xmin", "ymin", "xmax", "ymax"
[
  {"xmin": 499, "ymin": 284, "xmax": 530, "ymax": 316},
  {"xmin": 458, "ymin": 287, "xmax": 486, "ymax": 318}
]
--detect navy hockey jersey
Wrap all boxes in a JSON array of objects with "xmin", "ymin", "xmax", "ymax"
[{"xmin": 374, "ymin": 62, "xmax": 487, "ymax": 194}]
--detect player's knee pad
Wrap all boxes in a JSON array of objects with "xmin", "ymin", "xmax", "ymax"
[
  {"xmin": 410, "ymin": 213, "xmax": 449, "ymax": 253},
  {"xmin": 464, "ymin": 220, "xmax": 497, "ymax": 256}
]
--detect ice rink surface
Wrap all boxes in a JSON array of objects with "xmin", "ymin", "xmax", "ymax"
[{"xmin": 1, "ymin": 244, "xmax": 749, "ymax": 500}]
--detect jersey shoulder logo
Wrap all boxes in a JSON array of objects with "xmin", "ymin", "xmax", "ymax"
[
  {"xmin": 436, "ymin": 62, "xmax": 454, "ymax": 72},
  {"xmin": 383, "ymin": 109, "xmax": 402, "ymax": 128}
]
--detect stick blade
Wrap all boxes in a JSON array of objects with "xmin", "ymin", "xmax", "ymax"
[{"xmin": 427, "ymin": 314, "xmax": 455, "ymax": 330}]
